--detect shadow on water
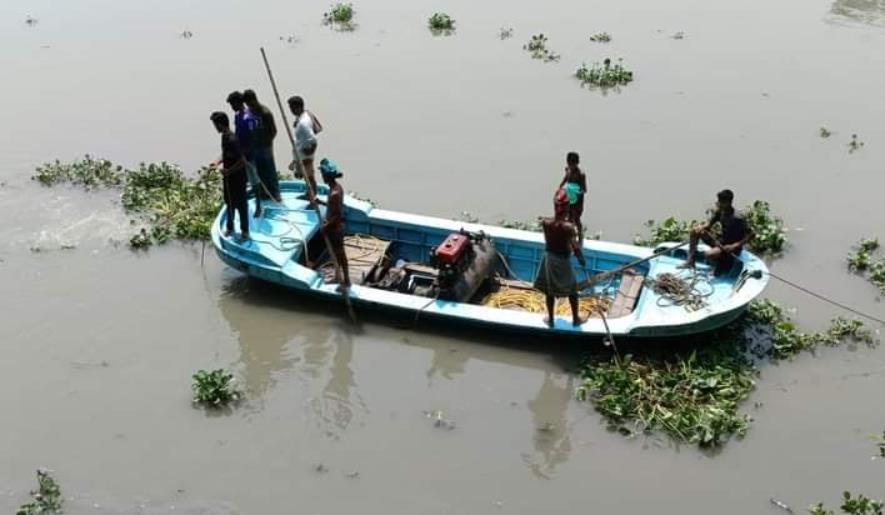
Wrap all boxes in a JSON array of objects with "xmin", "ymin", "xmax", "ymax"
[{"xmin": 829, "ymin": 0, "xmax": 885, "ymax": 25}]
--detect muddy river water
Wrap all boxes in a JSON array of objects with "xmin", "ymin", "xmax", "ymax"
[{"xmin": 2, "ymin": 0, "xmax": 884, "ymax": 513}]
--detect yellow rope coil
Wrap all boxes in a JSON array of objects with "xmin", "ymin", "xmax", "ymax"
[{"xmin": 483, "ymin": 286, "xmax": 611, "ymax": 317}]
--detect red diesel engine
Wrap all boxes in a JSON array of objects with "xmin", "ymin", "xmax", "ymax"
[{"xmin": 431, "ymin": 230, "xmax": 498, "ymax": 302}]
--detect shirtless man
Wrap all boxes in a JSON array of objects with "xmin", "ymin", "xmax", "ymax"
[
  {"xmin": 319, "ymin": 159, "xmax": 350, "ymax": 290},
  {"xmin": 534, "ymin": 189, "xmax": 588, "ymax": 327}
]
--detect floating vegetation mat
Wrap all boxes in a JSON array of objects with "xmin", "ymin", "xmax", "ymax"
[
  {"xmin": 575, "ymin": 299, "xmax": 879, "ymax": 447},
  {"xmin": 847, "ymin": 237, "xmax": 885, "ymax": 294},
  {"xmin": 323, "ymin": 2, "xmax": 356, "ymax": 31},
  {"xmin": 634, "ymin": 200, "xmax": 787, "ymax": 256},
  {"xmin": 33, "ymin": 156, "xmax": 222, "ymax": 249},
  {"xmin": 589, "ymin": 32, "xmax": 612, "ymax": 42}
]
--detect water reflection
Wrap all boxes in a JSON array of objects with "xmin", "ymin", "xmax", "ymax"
[
  {"xmin": 523, "ymin": 371, "xmax": 574, "ymax": 479},
  {"xmin": 217, "ymin": 276, "xmax": 366, "ymax": 437},
  {"xmin": 829, "ymin": 0, "xmax": 885, "ymax": 25}
]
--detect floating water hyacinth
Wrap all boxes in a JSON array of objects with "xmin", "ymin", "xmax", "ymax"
[
  {"xmin": 523, "ymin": 33, "xmax": 560, "ymax": 62},
  {"xmin": 323, "ymin": 2, "xmax": 356, "ymax": 31},
  {"xmin": 575, "ymin": 58, "xmax": 633, "ymax": 88},
  {"xmin": 428, "ymin": 12, "xmax": 456, "ymax": 35}
]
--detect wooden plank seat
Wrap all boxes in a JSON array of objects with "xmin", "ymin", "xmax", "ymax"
[
  {"xmin": 319, "ymin": 235, "xmax": 391, "ymax": 285},
  {"xmin": 606, "ymin": 270, "xmax": 645, "ymax": 318}
]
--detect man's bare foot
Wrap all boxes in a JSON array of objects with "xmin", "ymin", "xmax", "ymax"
[
  {"xmin": 253, "ymin": 206, "xmax": 263, "ymax": 218},
  {"xmin": 273, "ymin": 195, "xmax": 283, "ymax": 203},
  {"xmin": 677, "ymin": 261, "xmax": 696, "ymax": 270},
  {"xmin": 543, "ymin": 316, "xmax": 554, "ymax": 328},
  {"xmin": 572, "ymin": 315, "xmax": 588, "ymax": 326},
  {"xmin": 222, "ymin": 228, "xmax": 232, "ymax": 238},
  {"xmin": 240, "ymin": 232, "xmax": 250, "ymax": 241},
  {"xmin": 336, "ymin": 283, "xmax": 352, "ymax": 294}
]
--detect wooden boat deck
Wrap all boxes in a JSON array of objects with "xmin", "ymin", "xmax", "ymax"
[{"xmin": 320, "ymin": 235, "xmax": 391, "ymax": 285}]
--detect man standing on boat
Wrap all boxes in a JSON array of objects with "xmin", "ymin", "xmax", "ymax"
[
  {"xmin": 679, "ymin": 189, "xmax": 753, "ymax": 275},
  {"xmin": 534, "ymin": 189, "xmax": 587, "ymax": 327},
  {"xmin": 319, "ymin": 159, "xmax": 350, "ymax": 290},
  {"xmin": 242, "ymin": 89, "xmax": 282, "ymax": 202},
  {"xmin": 210, "ymin": 111, "xmax": 249, "ymax": 240},
  {"xmin": 287, "ymin": 95, "xmax": 322, "ymax": 205},
  {"xmin": 226, "ymin": 91, "xmax": 262, "ymax": 217}
]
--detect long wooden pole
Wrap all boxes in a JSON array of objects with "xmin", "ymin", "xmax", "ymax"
[
  {"xmin": 259, "ymin": 47, "xmax": 357, "ymax": 324},
  {"xmin": 576, "ymin": 241, "xmax": 690, "ymax": 290}
]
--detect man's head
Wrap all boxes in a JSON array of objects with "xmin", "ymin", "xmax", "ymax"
[
  {"xmin": 242, "ymin": 89, "xmax": 259, "ymax": 109},
  {"xmin": 287, "ymin": 95, "xmax": 305, "ymax": 116},
  {"xmin": 554, "ymin": 188, "xmax": 569, "ymax": 219},
  {"xmin": 566, "ymin": 151, "xmax": 580, "ymax": 168},
  {"xmin": 226, "ymin": 91, "xmax": 244, "ymax": 112},
  {"xmin": 210, "ymin": 111, "xmax": 229, "ymax": 133},
  {"xmin": 319, "ymin": 158, "xmax": 343, "ymax": 185},
  {"xmin": 716, "ymin": 189, "xmax": 735, "ymax": 212}
]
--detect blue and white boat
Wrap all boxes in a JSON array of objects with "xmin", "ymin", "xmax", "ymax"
[{"xmin": 211, "ymin": 180, "xmax": 769, "ymax": 338}]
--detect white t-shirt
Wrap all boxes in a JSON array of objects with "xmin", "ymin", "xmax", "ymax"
[{"xmin": 294, "ymin": 112, "xmax": 317, "ymax": 154}]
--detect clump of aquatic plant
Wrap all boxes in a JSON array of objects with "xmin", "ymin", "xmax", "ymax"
[
  {"xmin": 122, "ymin": 163, "xmax": 223, "ymax": 246},
  {"xmin": 523, "ymin": 33, "xmax": 560, "ymax": 62},
  {"xmin": 809, "ymin": 492, "xmax": 884, "ymax": 515},
  {"xmin": 847, "ymin": 237, "xmax": 885, "ymax": 293},
  {"xmin": 499, "ymin": 27, "xmax": 514, "ymax": 40},
  {"xmin": 741, "ymin": 200, "xmax": 787, "ymax": 255},
  {"xmin": 16, "ymin": 469, "xmax": 62, "ymax": 515},
  {"xmin": 323, "ymin": 2, "xmax": 356, "ymax": 31},
  {"xmin": 820, "ymin": 126, "xmax": 833, "ymax": 138},
  {"xmin": 576, "ymin": 345, "xmax": 755, "ymax": 447},
  {"xmin": 633, "ymin": 217, "xmax": 697, "ymax": 248},
  {"xmin": 192, "ymin": 369, "xmax": 241, "ymax": 407},
  {"xmin": 33, "ymin": 155, "xmax": 125, "ymax": 189},
  {"xmin": 575, "ymin": 58, "xmax": 633, "ymax": 88},
  {"xmin": 634, "ymin": 200, "xmax": 786, "ymax": 256},
  {"xmin": 672, "ymin": 31, "xmax": 685, "ymax": 39},
  {"xmin": 25, "ymin": 16, "xmax": 38, "ymax": 26},
  {"xmin": 497, "ymin": 218, "xmax": 542, "ymax": 232},
  {"xmin": 848, "ymin": 238, "xmax": 879, "ymax": 272},
  {"xmin": 848, "ymin": 134, "xmax": 864, "ymax": 153},
  {"xmin": 428, "ymin": 12, "xmax": 455, "ymax": 34},
  {"xmin": 576, "ymin": 299, "xmax": 879, "ymax": 447},
  {"xmin": 589, "ymin": 32, "xmax": 612, "ymax": 42}
]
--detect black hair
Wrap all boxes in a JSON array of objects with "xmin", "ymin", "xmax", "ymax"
[
  {"xmin": 226, "ymin": 91, "xmax": 243, "ymax": 104},
  {"xmin": 210, "ymin": 111, "xmax": 229, "ymax": 126},
  {"xmin": 287, "ymin": 95, "xmax": 304, "ymax": 109},
  {"xmin": 567, "ymin": 151, "xmax": 580, "ymax": 165},
  {"xmin": 242, "ymin": 89, "xmax": 257, "ymax": 102},
  {"xmin": 717, "ymin": 189, "xmax": 735, "ymax": 204}
]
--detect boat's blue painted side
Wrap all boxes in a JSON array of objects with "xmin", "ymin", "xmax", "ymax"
[{"xmin": 211, "ymin": 180, "xmax": 770, "ymax": 339}]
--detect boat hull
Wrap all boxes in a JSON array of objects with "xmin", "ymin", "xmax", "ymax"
[{"xmin": 211, "ymin": 181, "xmax": 769, "ymax": 340}]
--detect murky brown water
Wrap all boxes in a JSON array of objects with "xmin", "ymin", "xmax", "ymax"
[{"xmin": 2, "ymin": 0, "xmax": 884, "ymax": 513}]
